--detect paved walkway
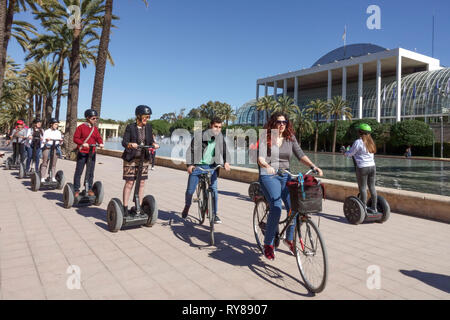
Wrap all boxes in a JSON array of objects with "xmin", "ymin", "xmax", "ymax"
[{"xmin": 0, "ymin": 151, "xmax": 449, "ymax": 300}]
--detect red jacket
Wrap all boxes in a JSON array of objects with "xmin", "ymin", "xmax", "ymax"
[{"xmin": 73, "ymin": 123, "xmax": 103, "ymax": 154}]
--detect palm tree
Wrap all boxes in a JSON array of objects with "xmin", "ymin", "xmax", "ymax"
[
  {"xmin": 291, "ymin": 108, "xmax": 314, "ymax": 146},
  {"xmin": 0, "ymin": 0, "xmax": 40, "ymax": 99},
  {"xmin": 255, "ymin": 96, "xmax": 276, "ymax": 124},
  {"xmin": 327, "ymin": 96, "xmax": 353, "ymax": 153},
  {"xmin": 216, "ymin": 102, "xmax": 236, "ymax": 127},
  {"xmin": 36, "ymin": 0, "xmax": 105, "ymax": 153},
  {"xmin": 273, "ymin": 96, "xmax": 298, "ymax": 114},
  {"xmin": 91, "ymin": 0, "xmax": 146, "ymax": 116},
  {"xmin": 199, "ymin": 101, "xmax": 217, "ymax": 119},
  {"xmin": 306, "ymin": 99, "xmax": 327, "ymax": 152}
]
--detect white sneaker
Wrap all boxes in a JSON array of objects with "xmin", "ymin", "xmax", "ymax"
[
  {"xmin": 51, "ymin": 178, "xmax": 57, "ymax": 182},
  {"xmin": 41, "ymin": 178, "xmax": 45, "ymax": 183},
  {"xmin": 151, "ymin": 167, "xmax": 155, "ymax": 171}
]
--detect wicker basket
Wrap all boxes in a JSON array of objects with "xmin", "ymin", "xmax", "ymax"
[{"xmin": 287, "ymin": 181, "xmax": 323, "ymax": 214}]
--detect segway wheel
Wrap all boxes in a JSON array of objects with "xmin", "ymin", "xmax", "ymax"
[
  {"xmin": 107, "ymin": 198, "xmax": 124, "ymax": 232},
  {"xmin": 142, "ymin": 195, "xmax": 158, "ymax": 227},
  {"xmin": 92, "ymin": 181, "xmax": 104, "ymax": 206},
  {"xmin": 19, "ymin": 162, "xmax": 25, "ymax": 179},
  {"xmin": 31, "ymin": 172, "xmax": 40, "ymax": 192},
  {"xmin": 5, "ymin": 157, "xmax": 12, "ymax": 170},
  {"xmin": 368, "ymin": 195, "xmax": 391, "ymax": 223},
  {"xmin": 343, "ymin": 196, "xmax": 366, "ymax": 225},
  {"xmin": 63, "ymin": 183, "xmax": 75, "ymax": 209},
  {"xmin": 55, "ymin": 171, "xmax": 65, "ymax": 190},
  {"xmin": 248, "ymin": 181, "xmax": 261, "ymax": 200}
]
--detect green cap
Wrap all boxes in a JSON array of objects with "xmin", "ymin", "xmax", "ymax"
[{"xmin": 359, "ymin": 123, "xmax": 372, "ymax": 132}]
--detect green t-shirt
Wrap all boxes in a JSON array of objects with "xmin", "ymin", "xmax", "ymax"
[{"xmin": 199, "ymin": 140, "xmax": 216, "ymax": 165}]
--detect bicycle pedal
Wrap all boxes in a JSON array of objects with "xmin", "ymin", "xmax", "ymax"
[{"xmin": 193, "ymin": 197, "xmax": 199, "ymax": 203}]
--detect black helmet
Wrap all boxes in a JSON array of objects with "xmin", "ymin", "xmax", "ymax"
[
  {"xmin": 84, "ymin": 109, "xmax": 98, "ymax": 119},
  {"xmin": 49, "ymin": 118, "xmax": 59, "ymax": 124},
  {"xmin": 135, "ymin": 105, "xmax": 152, "ymax": 117},
  {"xmin": 32, "ymin": 118, "xmax": 41, "ymax": 124}
]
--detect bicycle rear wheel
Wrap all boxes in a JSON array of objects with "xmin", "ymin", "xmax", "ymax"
[
  {"xmin": 253, "ymin": 199, "xmax": 268, "ymax": 254},
  {"xmin": 294, "ymin": 216, "xmax": 328, "ymax": 293},
  {"xmin": 207, "ymin": 189, "xmax": 215, "ymax": 246},
  {"xmin": 196, "ymin": 183, "xmax": 206, "ymax": 224}
]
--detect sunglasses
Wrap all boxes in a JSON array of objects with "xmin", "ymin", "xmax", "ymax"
[
  {"xmin": 90, "ymin": 117, "xmax": 98, "ymax": 120},
  {"xmin": 276, "ymin": 120, "xmax": 288, "ymax": 125}
]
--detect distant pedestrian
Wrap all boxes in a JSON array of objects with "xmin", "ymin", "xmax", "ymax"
[{"xmin": 405, "ymin": 146, "xmax": 412, "ymax": 158}]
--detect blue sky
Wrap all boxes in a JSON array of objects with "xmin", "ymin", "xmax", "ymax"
[{"xmin": 7, "ymin": 0, "xmax": 450, "ymax": 121}]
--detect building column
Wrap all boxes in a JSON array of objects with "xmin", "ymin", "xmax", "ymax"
[
  {"xmin": 283, "ymin": 79, "xmax": 287, "ymax": 97},
  {"xmin": 376, "ymin": 60, "xmax": 381, "ymax": 123},
  {"xmin": 264, "ymin": 83, "xmax": 268, "ymax": 97},
  {"xmin": 273, "ymin": 81, "xmax": 278, "ymax": 100},
  {"xmin": 396, "ymin": 55, "xmax": 402, "ymax": 122},
  {"xmin": 358, "ymin": 63, "xmax": 363, "ymax": 119},
  {"xmin": 327, "ymin": 69, "xmax": 332, "ymax": 123},
  {"xmin": 102, "ymin": 128, "xmax": 106, "ymax": 142},
  {"xmin": 342, "ymin": 66, "xmax": 347, "ymax": 120},
  {"xmin": 294, "ymin": 76, "xmax": 298, "ymax": 105},
  {"xmin": 255, "ymin": 84, "xmax": 259, "ymax": 126}
]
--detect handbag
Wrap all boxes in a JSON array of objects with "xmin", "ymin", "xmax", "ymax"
[{"xmin": 69, "ymin": 126, "xmax": 95, "ymax": 161}]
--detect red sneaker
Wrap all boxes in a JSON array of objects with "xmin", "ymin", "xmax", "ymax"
[
  {"xmin": 283, "ymin": 240, "xmax": 295, "ymax": 255},
  {"xmin": 263, "ymin": 245, "xmax": 275, "ymax": 261}
]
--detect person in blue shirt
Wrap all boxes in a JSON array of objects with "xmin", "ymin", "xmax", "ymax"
[{"xmin": 344, "ymin": 123, "xmax": 378, "ymax": 213}]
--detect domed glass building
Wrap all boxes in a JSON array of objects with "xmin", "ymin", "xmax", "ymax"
[{"xmin": 236, "ymin": 44, "xmax": 450, "ymax": 125}]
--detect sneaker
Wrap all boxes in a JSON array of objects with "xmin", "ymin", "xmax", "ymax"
[
  {"xmin": 181, "ymin": 205, "xmax": 190, "ymax": 218},
  {"xmin": 74, "ymin": 191, "xmax": 80, "ymax": 198},
  {"xmin": 87, "ymin": 190, "xmax": 95, "ymax": 197},
  {"xmin": 283, "ymin": 240, "xmax": 295, "ymax": 255},
  {"xmin": 51, "ymin": 178, "xmax": 57, "ymax": 183},
  {"xmin": 151, "ymin": 167, "xmax": 155, "ymax": 171},
  {"xmin": 41, "ymin": 178, "xmax": 45, "ymax": 183},
  {"xmin": 366, "ymin": 207, "xmax": 377, "ymax": 214},
  {"xmin": 214, "ymin": 215, "xmax": 222, "ymax": 224},
  {"xmin": 263, "ymin": 245, "xmax": 275, "ymax": 261}
]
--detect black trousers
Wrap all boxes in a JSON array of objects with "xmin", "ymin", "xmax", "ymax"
[{"xmin": 73, "ymin": 152, "xmax": 96, "ymax": 192}]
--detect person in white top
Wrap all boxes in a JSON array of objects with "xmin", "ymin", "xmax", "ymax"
[
  {"xmin": 344, "ymin": 123, "xmax": 378, "ymax": 214},
  {"xmin": 40, "ymin": 118, "xmax": 63, "ymax": 183}
]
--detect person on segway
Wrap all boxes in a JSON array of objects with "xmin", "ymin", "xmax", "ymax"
[
  {"xmin": 25, "ymin": 119, "xmax": 44, "ymax": 174},
  {"xmin": 72, "ymin": 109, "xmax": 104, "ymax": 198},
  {"xmin": 344, "ymin": 123, "xmax": 378, "ymax": 214},
  {"xmin": 121, "ymin": 105, "xmax": 159, "ymax": 215},
  {"xmin": 7, "ymin": 120, "xmax": 27, "ymax": 165},
  {"xmin": 40, "ymin": 118, "xmax": 63, "ymax": 183}
]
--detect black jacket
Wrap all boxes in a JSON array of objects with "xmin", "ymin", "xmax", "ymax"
[
  {"xmin": 186, "ymin": 130, "xmax": 231, "ymax": 167},
  {"xmin": 121, "ymin": 123, "xmax": 154, "ymax": 162}
]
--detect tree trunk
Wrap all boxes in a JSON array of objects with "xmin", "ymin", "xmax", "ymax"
[
  {"xmin": 314, "ymin": 116, "xmax": 319, "ymax": 152},
  {"xmin": 42, "ymin": 96, "xmax": 47, "ymax": 126},
  {"xmin": 55, "ymin": 55, "xmax": 64, "ymax": 121},
  {"xmin": 65, "ymin": 26, "xmax": 81, "ymax": 154},
  {"xmin": 91, "ymin": 0, "xmax": 113, "ymax": 117},
  {"xmin": 0, "ymin": 0, "xmax": 16, "ymax": 99},
  {"xmin": 332, "ymin": 119, "xmax": 337, "ymax": 153},
  {"xmin": 34, "ymin": 94, "xmax": 39, "ymax": 119},
  {"xmin": 45, "ymin": 95, "xmax": 53, "ymax": 124},
  {"xmin": 28, "ymin": 93, "xmax": 34, "ymax": 124},
  {"xmin": 37, "ymin": 95, "xmax": 42, "ymax": 120}
]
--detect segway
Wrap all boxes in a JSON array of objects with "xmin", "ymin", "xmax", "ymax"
[
  {"xmin": 20, "ymin": 137, "xmax": 41, "ymax": 179},
  {"xmin": 343, "ymin": 158, "xmax": 390, "ymax": 224},
  {"xmin": 63, "ymin": 144, "xmax": 104, "ymax": 209},
  {"xmin": 31, "ymin": 139, "xmax": 65, "ymax": 191},
  {"xmin": 4, "ymin": 141, "xmax": 24, "ymax": 172},
  {"xmin": 106, "ymin": 144, "xmax": 158, "ymax": 232}
]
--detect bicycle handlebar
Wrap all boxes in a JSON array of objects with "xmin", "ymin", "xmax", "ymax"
[
  {"xmin": 277, "ymin": 168, "xmax": 317, "ymax": 178},
  {"xmin": 195, "ymin": 165, "xmax": 223, "ymax": 173}
]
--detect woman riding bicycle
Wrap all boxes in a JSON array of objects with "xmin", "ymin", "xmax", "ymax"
[
  {"xmin": 344, "ymin": 123, "xmax": 377, "ymax": 214},
  {"xmin": 121, "ymin": 105, "xmax": 159, "ymax": 215},
  {"xmin": 257, "ymin": 112, "xmax": 323, "ymax": 261}
]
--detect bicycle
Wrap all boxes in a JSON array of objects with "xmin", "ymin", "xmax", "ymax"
[
  {"xmin": 252, "ymin": 168, "xmax": 328, "ymax": 293},
  {"xmin": 192, "ymin": 165, "xmax": 223, "ymax": 246}
]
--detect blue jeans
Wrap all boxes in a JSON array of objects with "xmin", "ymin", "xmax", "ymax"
[
  {"xmin": 25, "ymin": 145, "xmax": 41, "ymax": 172},
  {"xmin": 185, "ymin": 164, "xmax": 218, "ymax": 215},
  {"xmin": 259, "ymin": 173, "xmax": 296, "ymax": 245}
]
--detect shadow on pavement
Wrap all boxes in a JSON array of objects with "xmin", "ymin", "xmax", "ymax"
[
  {"xmin": 316, "ymin": 212, "xmax": 349, "ymax": 224},
  {"xmin": 399, "ymin": 270, "xmax": 450, "ymax": 294},
  {"xmin": 159, "ymin": 209, "xmax": 315, "ymax": 297},
  {"xmin": 218, "ymin": 190, "xmax": 252, "ymax": 203}
]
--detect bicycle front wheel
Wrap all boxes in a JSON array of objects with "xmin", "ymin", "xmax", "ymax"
[
  {"xmin": 253, "ymin": 199, "xmax": 268, "ymax": 254},
  {"xmin": 294, "ymin": 217, "xmax": 328, "ymax": 293},
  {"xmin": 207, "ymin": 189, "xmax": 215, "ymax": 246},
  {"xmin": 196, "ymin": 183, "xmax": 206, "ymax": 224}
]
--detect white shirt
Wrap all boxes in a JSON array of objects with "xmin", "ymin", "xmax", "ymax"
[
  {"xmin": 43, "ymin": 128, "xmax": 63, "ymax": 146},
  {"xmin": 345, "ymin": 138, "xmax": 375, "ymax": 168}
]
